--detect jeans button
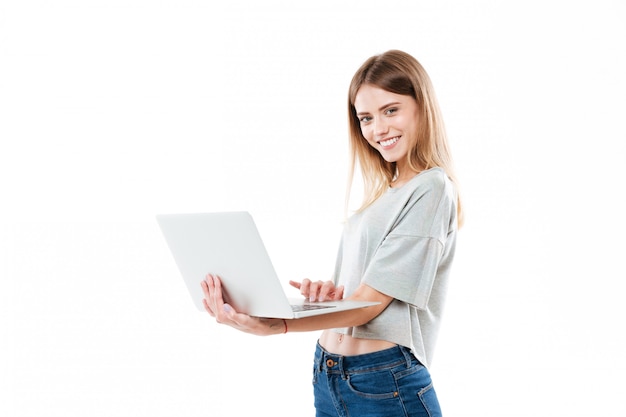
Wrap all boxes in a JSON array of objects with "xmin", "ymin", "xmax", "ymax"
[{"xmin": 326, "ymin": 359, "xmax": 335, "ymax": 367}]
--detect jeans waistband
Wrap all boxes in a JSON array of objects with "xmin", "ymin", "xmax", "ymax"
[{"xmin": 314, "ymin": 341, "xmax": 417, "ymax": 376}]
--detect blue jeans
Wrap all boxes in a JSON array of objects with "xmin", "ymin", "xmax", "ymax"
[{"xmin": 313, "ymin": 343, "xmax": 442, "ymax": 417}]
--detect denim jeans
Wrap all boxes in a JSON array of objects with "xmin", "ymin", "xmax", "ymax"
[{"xmin": 312, "ymin": 343, "xmax": 442, "ymax": 417}]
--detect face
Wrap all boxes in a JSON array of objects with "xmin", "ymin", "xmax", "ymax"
[{"xmin": 353, "ymin": 84, "xmax": 420, "ymax": 167}]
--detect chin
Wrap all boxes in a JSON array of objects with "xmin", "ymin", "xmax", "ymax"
[{"xmin": 380, "ymin": 153, "xmax": 402, "ymax": 164}]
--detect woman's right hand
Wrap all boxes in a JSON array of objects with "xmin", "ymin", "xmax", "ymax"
[
  {"xmin": 289, "ymin": 279, "xmax": 344, "ymax": 302},
  {"xmin": 202, "ymin": 274, "xmax": 286, "ymax": 336}
]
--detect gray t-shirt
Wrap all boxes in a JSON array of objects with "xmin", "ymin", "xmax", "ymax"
[{"xmin": 332, "ymin": 167, "xmax": 458, "ymax": 368}]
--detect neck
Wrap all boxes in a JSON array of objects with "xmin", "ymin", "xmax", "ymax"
[
  {"xmin": 391, "ymin": 169, "xmax": 421, "ymax": 188},
  {"xmin": 391, "ymin": 161, "xmax": 422, "ymax": 188}
]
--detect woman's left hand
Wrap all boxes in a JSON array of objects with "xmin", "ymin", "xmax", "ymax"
[
  {"xmin": 201, "ymin": 274, "xmax": 285, "ymax": 336},
  {"xmin": 289, "ymin": 278, "xmax": 344, "ymax": 302}
]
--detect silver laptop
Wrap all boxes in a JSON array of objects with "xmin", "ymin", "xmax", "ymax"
[{"xmin": 156, "ymin": 211, "xmax": 379, "ymax": 318}]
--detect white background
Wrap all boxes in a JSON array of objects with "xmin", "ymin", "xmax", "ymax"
[{"xmin": 2, "ymin": 1, "xmax": 625, "ymax": 416}]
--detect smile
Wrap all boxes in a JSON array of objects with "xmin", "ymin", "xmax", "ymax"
[{"xmin": 379, "ymin": 136, "xmax": 400, "ymax": 147}]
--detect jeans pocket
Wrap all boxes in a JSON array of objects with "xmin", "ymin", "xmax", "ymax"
[
  {"xmin": 418, "ymin": 382, "xmax": 442, "ymax": 417},
  {"xmin": 346, "ymin": 370, "xmax": 399, "ymax": 399}
]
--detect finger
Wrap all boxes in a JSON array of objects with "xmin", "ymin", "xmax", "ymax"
[
  {"xmin": 299, "ymin": 278, "xmax": 312, "ymax": 298},
  {"xmin": 211, "ymin": 275, "xmax": 226, "ymax": 312},
  {"xmin": 201, "ymin": 277, "xmax": 213, "ymax": 300},
  {"xmin": 202, "ymin": 297, "xmax": 215, "ymax": 317},
  {"xmin": 289, "ymin": 280, "xmax": 302, "ymax": 290},
  {"xmin": 201, "ymin": 281, "xmax": 216, "ymax": 316},
  {"xmin": 208, "ymin": 276, "xmax": 231, "ymax": 323},
  {"xmin": 332, "ymin": 285, "xmax": 344, "ymax": 301},
  {"xmin": 204, "ymin": 274, "xmax": 228, "ymax": 321},
  {"xmin": 201, "ymin": 276, "xmax": 260, "ymax": 332},
  {"xmin": 202, "ymin": 276, "xmax": 216, "ymax": 311},
  {"xmin": 309, "ymin": 280, "xmax": 324, "ymax": 302},
  {"xmin": 319, "ymin": 281, "xmax": 336, "ymax": 301}
]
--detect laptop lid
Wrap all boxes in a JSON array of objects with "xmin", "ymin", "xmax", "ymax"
[{"xmin": 156, "ymin": 211, "xmax": 379, "ymax": 319}]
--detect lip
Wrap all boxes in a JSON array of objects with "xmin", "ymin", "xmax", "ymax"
[{"xmin": 378, "ymin": 136, "xmax": 400, "ymax": 149}]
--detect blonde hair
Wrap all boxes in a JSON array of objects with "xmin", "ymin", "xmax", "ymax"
[{"xmin": 346, "ymin": 50, "xmax": 463, "ymax": 226}]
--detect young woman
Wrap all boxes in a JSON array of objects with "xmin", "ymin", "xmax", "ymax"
[{"xmin": 202, "ymin": 49, "xmax": 462, "ymax": 417}]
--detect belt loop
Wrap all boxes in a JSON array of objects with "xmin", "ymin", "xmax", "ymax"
[
  {"xmin": 338, "ymin": 356, "xmax": 347, "ymax": 380},
  {"xmin": 315, "ymin": 343, "xmax": 324, "ymax": 372},
  {"xmin": 400, "ymin": 346, "xmax": 413, "ymax": 368}
]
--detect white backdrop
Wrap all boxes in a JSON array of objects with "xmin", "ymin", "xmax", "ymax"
[{"xmin": 2, "ymin": 1, "xmax": 625, "ymax": 416}]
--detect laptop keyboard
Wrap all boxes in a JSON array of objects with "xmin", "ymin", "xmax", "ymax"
[{"xmin": 291, "ymin": 303, "xmax": 336, "ymax": 312}]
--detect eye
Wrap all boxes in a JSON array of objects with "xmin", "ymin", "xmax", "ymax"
[
  {"xmin": 384, "ymin": 107, "xmax": 398, "ymax": 116},
  {"xmin": 359, "ymin": 115, "xmax": 372, "ymax": 123}
]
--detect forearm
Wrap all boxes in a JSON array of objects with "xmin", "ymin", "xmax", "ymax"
[
  {"xmin": 203, "ymin": 274, "xmax": 391, "ymax": 337},
  {"xmin": 284, "ymin": 285, "xmax": 392, "ymax": 333},
  {"xmin": 283, "ymin": 305, "xmax": 381, "ymax": 333},
  {"xmin": 244, "ymin": 305, "xmax": 379, "ymax": 336}
]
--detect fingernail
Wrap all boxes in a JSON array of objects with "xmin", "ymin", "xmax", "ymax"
[{"xmin": 223, "ymin": 304, "xmax": 232, "ymax": 313}]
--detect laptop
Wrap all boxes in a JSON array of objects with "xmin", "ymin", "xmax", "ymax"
[{"xmin": 156, "ymin": 211, "xmax": 379, "ymax": 318}]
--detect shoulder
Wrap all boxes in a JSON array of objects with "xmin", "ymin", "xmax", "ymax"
[
  {"xmin": 419, "ymin": 167, "xmax": 450, "ymax": 186},
  {"xmin": 403, "ymin": 168, "xmax": 458, "ymax": 233},
  {"xmin": 409, "ymin": 167, "xmax": 456, "ymax": 202}
]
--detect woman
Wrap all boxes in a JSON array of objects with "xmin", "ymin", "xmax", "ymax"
[{"xmin": 202, "ymin": 49, "xmax": 462, "ymax": 417}]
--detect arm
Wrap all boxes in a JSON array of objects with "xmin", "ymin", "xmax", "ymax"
[
  {"xmin": 201, "ymin": 274, "xmax": 393, "ymax": 336},
  {"xmin": 287, "ymin": 282, "xmax": 393, "ymax": 332}
]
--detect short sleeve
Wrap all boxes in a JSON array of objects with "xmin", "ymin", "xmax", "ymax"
[
  {"xmin": 360, "ymin": 172, "xmax": 456, "ymax": 309},
  {"xmin": 362, "ymin": 235, "xmax": 443, "ymax": 309}
]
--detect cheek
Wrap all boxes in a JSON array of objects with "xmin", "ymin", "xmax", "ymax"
[
  {"xmin": 360, "ymin": 125, "xmax": 374, "ymax": 141},
  {"xmin": 362, "ymin": 133, "xmax": 377, "ymax": 148},
  {"xmin": 400, "ymin": 118, "xmax": 420, "ymax": 144}
]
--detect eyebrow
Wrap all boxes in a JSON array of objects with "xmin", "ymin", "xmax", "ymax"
[{"xmin": 356, "ymin": 101, "xmax": 402, "ymax": 116}]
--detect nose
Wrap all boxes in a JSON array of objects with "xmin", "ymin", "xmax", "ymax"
[{"xmin": 374, "ymin": 117, "xmax": 389, "ymax": 137}]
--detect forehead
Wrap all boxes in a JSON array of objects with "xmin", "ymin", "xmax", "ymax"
[{"xmin": 353, "ymin": 84, "xmax": 414, "ymax": 111}]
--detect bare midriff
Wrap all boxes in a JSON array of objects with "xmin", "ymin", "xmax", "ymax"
[{"xmin": 318, "ymin": 329, "xmax": 396, "ymax": 356}]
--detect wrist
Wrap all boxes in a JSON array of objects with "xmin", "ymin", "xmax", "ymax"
[{"xmin": 268, "ymin": 318, "xmax": 288, "ymax": 335}]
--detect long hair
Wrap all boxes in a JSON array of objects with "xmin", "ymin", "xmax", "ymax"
[{"xmin": 346, "ymin": 50, "xmax": 463, "ymax": 226}]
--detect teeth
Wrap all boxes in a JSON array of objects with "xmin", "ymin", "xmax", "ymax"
[{"xmin": 380, "ymin": 136, "xmax": 399, "ymax": 147}]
